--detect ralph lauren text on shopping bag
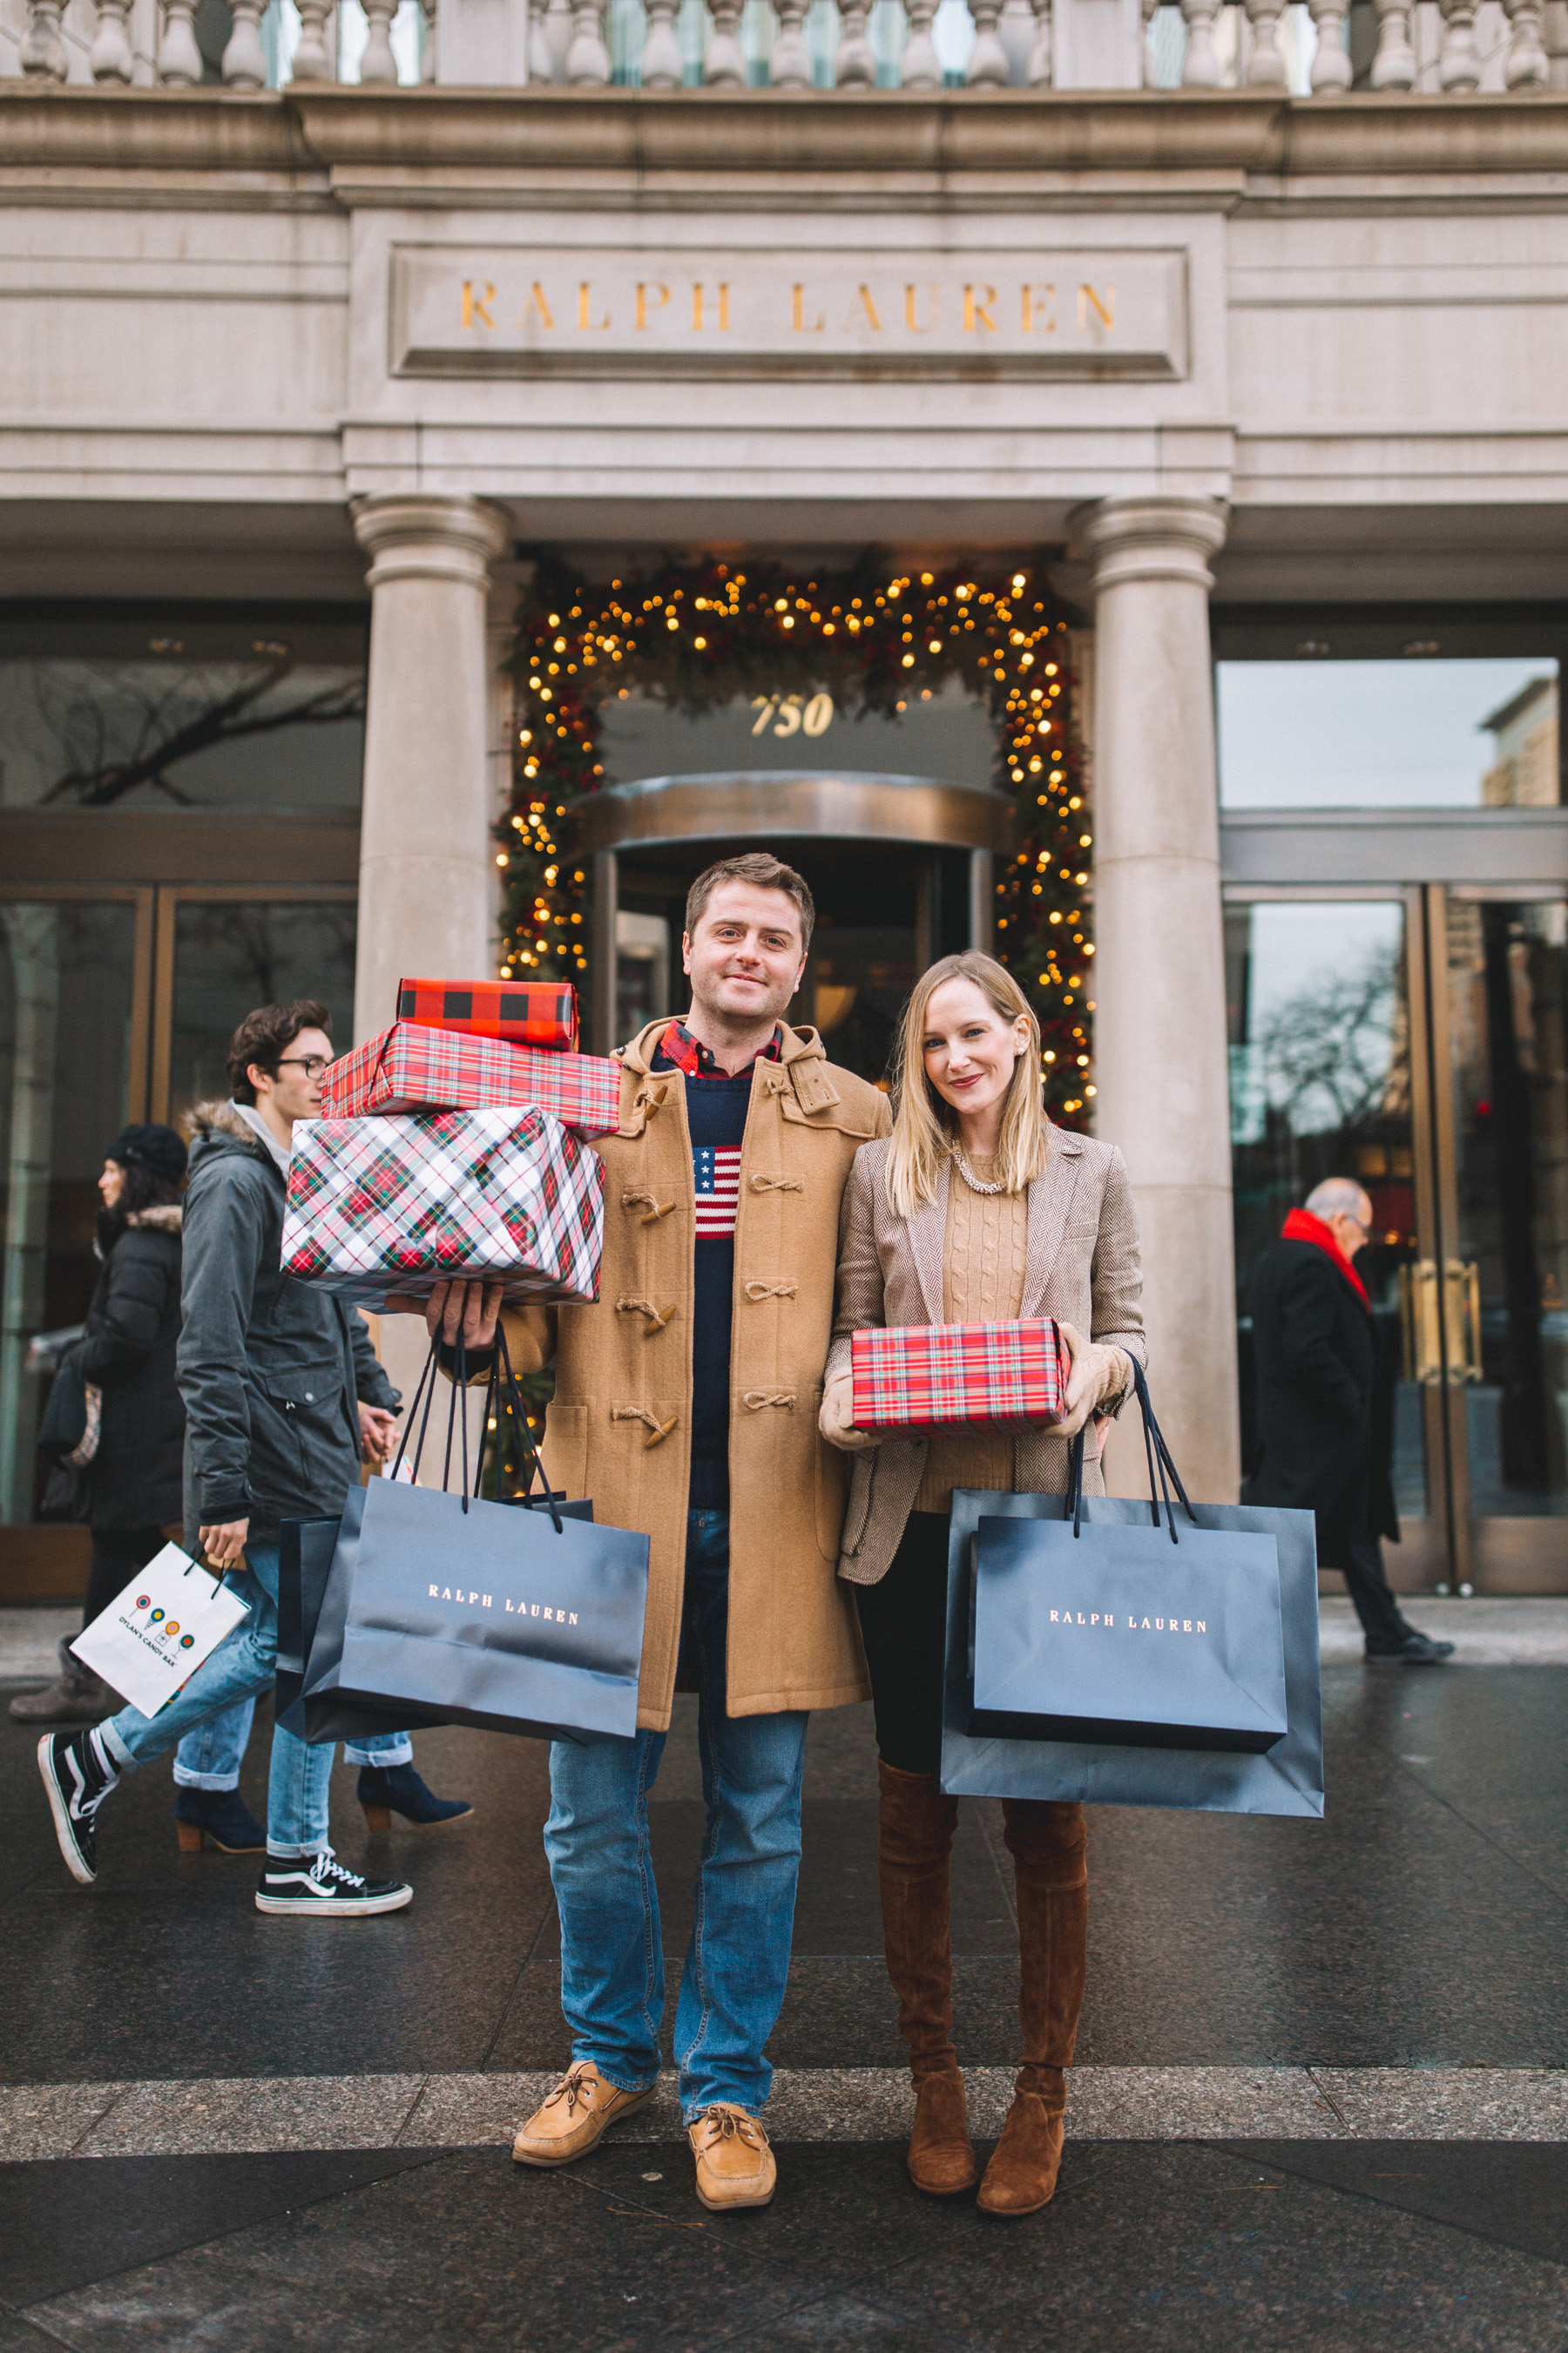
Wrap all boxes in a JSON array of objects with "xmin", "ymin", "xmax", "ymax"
[{"xmin": 971, "ymin": 1515, "xmax": 1288, "ymax": 1754}]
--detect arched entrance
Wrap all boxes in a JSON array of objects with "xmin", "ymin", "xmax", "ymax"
[{"xmin": 572, "ymin": 769, "xmax": 1014, "ymax": 1078}]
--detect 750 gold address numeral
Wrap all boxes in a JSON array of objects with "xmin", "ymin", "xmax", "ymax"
[{"xmin": 751, "ymin": 693, "xmax": 835, "ymax": 740}]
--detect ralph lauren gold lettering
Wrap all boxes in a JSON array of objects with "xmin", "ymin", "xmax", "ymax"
[
  {"xmin": 1021, "ymin": 283, "xmax": 1056, "ymax": 334},
  {"xmin": 963, "ymin": 285, "xmax": 998, "ymax": 334},
  {"xmin": 1078, "ymin": 283, "xmax": 1115, "ymax": 331},
  {"xmin": 904, "ymin": 284, "xmax": 938, "ymax": 333},
  {"xmin": 578, "ymin": 281, "xmax": 610, "ymax": 331},
  {"xmin": 692, "ymin": 283, "xmax": 731, "ymax": 331},
  {"xmin": 635, "ymin": 282, "xmax": 670, "ymax": 330},
  {"xmin": 461, "ymin": 280, "xmax": 496, "ymax": 330},
  {"xmin": 792, "ymin": 285, "xmax": 824, "ymax": 335},
  {"xmin": 846, "ymin": 285, "xmax": 882, "ymax": 333},
  {"xmin": 518, "ymin": 284, "xmax": 555, "ymax": 331}
]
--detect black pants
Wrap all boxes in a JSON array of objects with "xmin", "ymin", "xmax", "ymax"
[
  {"xmin": 1340, "ymin": 1524, "xmax": 1411, "ymax": 1653},
  {"xmin": 84, "ymin": 1525, "xmax": 168, "ymax": 1629},
  {"xmin": 855, "ymin": 1511, "xmax": 952, "ymax": 1777}
]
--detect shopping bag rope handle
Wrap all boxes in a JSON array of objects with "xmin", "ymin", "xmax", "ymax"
[
  {"xmin": 389, "ymin": 1322, "xmax": 566, "ymax": 1536},
  {"xmin": 1062, "ymin": 1356, "xmax": 1194, "ymax": 1546}
]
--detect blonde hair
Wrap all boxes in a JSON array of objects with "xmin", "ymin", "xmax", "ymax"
[{"xmin": 885, "ymin": 953, "xmax": 1050, "ymax": 1220}]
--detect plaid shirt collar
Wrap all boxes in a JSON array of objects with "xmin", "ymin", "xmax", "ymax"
[{"xmin": 654, "ymin": 1018, "xmax": 784, "ymax": 1081}]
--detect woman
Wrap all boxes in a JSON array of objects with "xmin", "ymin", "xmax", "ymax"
[
  {"xmin": 10, "ymin": 1124, "xmax": 265, "ymax": 1851},
  {"xmin": 819, "ymin": 953, "xmax": 1144, "ymax": 2216}
]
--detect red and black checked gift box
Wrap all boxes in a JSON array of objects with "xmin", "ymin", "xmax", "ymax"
[
  {"xmin": 850, "ymin": 1319, "xmax": 1067, "ymax": 1437},
  {"xmin": 397, "ymin": 977, "xmax": 578, "ymax": 1053},
  {"xmin": 321, "ymin": 1024, "xmax": 621, "ymax": 1137}
]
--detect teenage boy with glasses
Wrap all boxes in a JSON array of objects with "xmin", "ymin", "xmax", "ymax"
[{"xmin": 38, "ymin": 998, "xmax": 470, "ymax": 1912}]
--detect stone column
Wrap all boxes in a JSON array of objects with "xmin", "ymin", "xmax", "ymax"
[
  {"xmin": 351, "ymin": 492, "xmax": 510, "ymax": 1451},
  {"xmin": 350, "ymin": 493, "xmax": 510, "ymax": 1045},
  {"xmin": 1081, "ymin": 494, "xmax": 1238, "ymax": 1504}
]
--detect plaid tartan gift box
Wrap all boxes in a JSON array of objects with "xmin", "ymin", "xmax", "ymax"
[
  {"xmin": 397, "ymin": 977, "xmax": 578, "ymax": 1052},
  {"xmin": 281, "ymin": 1106, "xmax": 605, "ymax": 1310},
  {"xmin": 850, "ymin": 1318, "xmax": 1067, "ymax": 1437},
  {"xmin": 321, "ymin": 1024, "xmax": 621, "ymax": 1137}
]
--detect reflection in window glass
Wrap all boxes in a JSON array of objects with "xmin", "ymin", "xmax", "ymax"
[
  {"xmin": 1227, "ymin": 900, "xmax": 1427, "ymax": 1524},
  {"xmin": 1447, "ymin": 898, "xmax": 1568, "ymax": 1520},
  {"xmin": 169, "ymin": 903, "xmax": 356, "ymax": 1132},
  {"xmin": 1218, "ymin": 659, "xmax": 1560, "ymax": 809},
  {"xmin": 0, "ymin": 612, "xmax": 367, "ymax": 813},
  {"xmin": 0, "ymin": 902, "xmax": 137, "ymax": 1523}
]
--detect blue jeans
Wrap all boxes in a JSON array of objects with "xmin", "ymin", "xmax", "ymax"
[
  {"xmin": 544, "ymin": 1507, "xmax": 808, "ymax": 2121},
  {"xmin": 101, "ymin": 1542, "xmax": 332, "ymax": 1860},
  {"xmin": 172, "ymin": 1709, "xmax": 410, "ymax": 1788}
]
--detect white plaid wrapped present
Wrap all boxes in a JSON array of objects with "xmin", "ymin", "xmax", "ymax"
[{"xmin": 281, "ymin": 1106, "xmax": 604, "ymax": 1308}]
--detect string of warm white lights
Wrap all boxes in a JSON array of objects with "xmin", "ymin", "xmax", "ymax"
[{"xmin": 501, "ymin": 552, "xmax": 1093, "ymax": 1121}]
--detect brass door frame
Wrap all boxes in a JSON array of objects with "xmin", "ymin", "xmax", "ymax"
[
  {"xmin": 146, "ymin": 884, "xmax": 359, "ymax": 1124},
  {"xmin": 1406, "ymin": 887, "xmax": 1471, "ymax": 1590}
]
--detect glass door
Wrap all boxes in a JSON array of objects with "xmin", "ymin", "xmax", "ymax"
[
  {"xmin": 1228, "ymin": 886, "xmax": 1568, "ymax": 1596},
  {"xmin": 1429, "ymin": 889, "xmax": 1568, "ymax": 1590},
  {"xmin": 1227, "ymin": 897, "xmax": 1439, "ymax": 1582}
]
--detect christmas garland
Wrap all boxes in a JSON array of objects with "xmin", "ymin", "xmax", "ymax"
[{"xmin": 499, "ymin": 552, "xmax": 1096, "ymax": 1122}]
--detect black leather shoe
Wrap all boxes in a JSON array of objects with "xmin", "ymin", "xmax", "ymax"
[{"xmin": 1366, "ymin": 1630, "xmax": 1456, "ymax": 1664}]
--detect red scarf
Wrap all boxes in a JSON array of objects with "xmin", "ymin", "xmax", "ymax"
[{"xmin": 1282, "ymin": 1207, "xmax": 1369, "ymax": 1311}]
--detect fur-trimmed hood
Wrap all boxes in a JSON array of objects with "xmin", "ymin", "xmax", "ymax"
[
  {"xmin": 186, "ymin": 1099, "xmax": 269, "ymax": 1152},
  {"xmin": 126, "ymin": 1203, "xmax": 183, "ymax": 1234}
]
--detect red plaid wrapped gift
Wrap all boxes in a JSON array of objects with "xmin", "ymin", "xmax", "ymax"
[
  {"xmin": 321, "ymin": 1024, "xmax": 622, "ymax": 1136},
  {"xmin": 850, "ymin": 1318, "xmax": 1067, "ymax": 1437},
  {"xmin": 281, "ymin": 1106, "xmax": 604, "ymax": 1309},
  {"xmin": 397, "ymin": 977, "xmax": 578, "ymax": 1052}
]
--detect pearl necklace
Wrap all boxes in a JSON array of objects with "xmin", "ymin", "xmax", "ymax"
[{"xmin": 953, "ymin": 1151, "xmax": 1004, "ymax": 1196}]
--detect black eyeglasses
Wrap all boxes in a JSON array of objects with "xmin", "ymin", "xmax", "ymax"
[{"xmin": 275, "ymin": 1055, "xmax": 330, "ymax": 1079}]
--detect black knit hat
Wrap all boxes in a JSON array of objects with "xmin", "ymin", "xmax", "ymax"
[{"xmin": 105, "ymin": 1124, "xmax": 187, "ymax": 1185}]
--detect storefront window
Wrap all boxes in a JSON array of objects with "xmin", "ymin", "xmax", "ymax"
[
  {"xmin": 167, "ymin": 901, "xmax": 357, "ymax": 1131},
  {"xmin": 0, "ymin": 607, "xmax": 367, "ymax": 814},
  {"xmin": 1217, "ymin": 658, "xmax": 1560, "ymax": 809},
  {"xmin": 0, "ymin": 902, "xmax": 138, "ymax": 1525}
]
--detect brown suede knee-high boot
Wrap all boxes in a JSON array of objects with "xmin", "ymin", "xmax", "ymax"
[
  {"xmin": 876, "ymin": 1759, "xmax": 977, "ymax": 2194},
  {"xmin": 977, "ymin": 1798, "xmax": 1088, "ymax": 2217}
]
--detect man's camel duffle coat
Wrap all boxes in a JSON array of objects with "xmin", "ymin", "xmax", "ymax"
[{"xmin": 497, "ymin": 1018, "xmax": 891, "ymax": 1732}]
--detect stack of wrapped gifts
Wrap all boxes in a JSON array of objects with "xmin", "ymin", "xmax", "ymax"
[{"xmin": 280, "ymin": 977, "xmax": 622, "ymax": 1309}]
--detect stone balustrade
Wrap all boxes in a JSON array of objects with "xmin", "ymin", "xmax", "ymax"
[{"xmin": 8, "ymin": 0, "xmax": 1565, "ymax": 91}]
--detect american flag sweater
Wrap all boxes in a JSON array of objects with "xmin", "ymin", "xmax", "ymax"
[{"xmin": 652, "ymin": 1045, "xmax": 756, "ymax": 1506}]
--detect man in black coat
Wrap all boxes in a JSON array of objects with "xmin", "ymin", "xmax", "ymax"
[{"xmin": 1247, "ymin": 1178, "xmax": 1453, "ymax": 1665}]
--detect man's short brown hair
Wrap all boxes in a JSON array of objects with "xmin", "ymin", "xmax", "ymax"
[
  {"xmin": 226, "ymin": 999, "xmax": 332, "ymax": 1104},
  {"xmin": 685, "ymin": 854, "xmax": 814, "ymax": 955}
]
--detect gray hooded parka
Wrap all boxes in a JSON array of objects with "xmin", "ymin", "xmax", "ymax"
[{"xmin": 179, "ymin": 1100, "xmax": 399, "ymax": 1542}]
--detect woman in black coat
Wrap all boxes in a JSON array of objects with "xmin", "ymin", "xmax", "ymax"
[{"xmin": 11, "ymin": 1125, "xmax": 188, "ymax": 1725}]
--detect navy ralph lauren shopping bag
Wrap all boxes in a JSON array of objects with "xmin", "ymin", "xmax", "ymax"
[
  {"xmin": 941, "ymin": 1362, "xmax": 1323, "ymax": 1817},
  {"xmin": 282, "ymin": 1327, "xmax": 645, "ymax": 1747}
]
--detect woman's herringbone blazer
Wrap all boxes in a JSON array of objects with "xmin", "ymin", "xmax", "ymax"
[{"xmin": 824, "ymin": 1126, "xmax": 1146, "ymax": 1587}]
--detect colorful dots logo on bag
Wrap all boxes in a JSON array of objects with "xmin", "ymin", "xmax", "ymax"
[
  {"xmin": 135, "ymin": 1594, "xmax": 152, "ymax": 1610},
  {"xmin": 179, "ymin": 1633, "xmax": 195, "ymax": 1649},
  {"xmin": 163, "ymin": 1621, "xmax": 179, "ymax": 1640},
  {"xmin": 149, "ymin": 1608, "xmax": 166, "ymax": 1624}
]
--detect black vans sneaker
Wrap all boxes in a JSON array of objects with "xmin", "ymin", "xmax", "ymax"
[
  {"xmin": 37, "ymin": 1729, "xmax": 118, "ymax": 1886},
  {"xmin": 255, "ymin": 1848, "xmax": 412, "ymax": 1917}
]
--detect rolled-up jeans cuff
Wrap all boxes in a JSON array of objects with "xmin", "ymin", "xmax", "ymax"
[
  {"xmin": 266, "ymin": 1838, "xmax": 330, "ymax": 1861},
  {"xmin": 100, "ymin": 1721, "xmax": 137, "ymax": 1772},
  {"xmin": 172, "ymin": 1762, "xmax": 241, "ymax": 1792},
  {"xmin": 341, "ymin": 1737, "xmax": 414, "ymax": 1768}
]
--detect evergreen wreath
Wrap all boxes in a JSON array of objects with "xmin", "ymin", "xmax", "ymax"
[{"xmin": 500, "ymin": 551, "xmax": 1096, "ymax": 1122}]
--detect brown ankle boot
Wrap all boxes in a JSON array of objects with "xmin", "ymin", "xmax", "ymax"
[
  {"xmin": 977, "ymin": 1799, "xmax": 1087, "ymax": 2218},
  {"xmin": 877, "ymin": 1759, "xmax": 977, "ymax": 2195}
]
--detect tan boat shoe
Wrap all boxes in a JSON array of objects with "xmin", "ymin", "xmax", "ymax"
[
  {"xmin": 511, "ymin": 2061, "xmax": 655, "ymax": 2167},
  {"xmin": 686, "ymin": 2103, "xmax": 777, "ymax": 2213}
]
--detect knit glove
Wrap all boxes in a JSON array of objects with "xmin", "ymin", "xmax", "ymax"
[
  {"xmin": 1055, "ymin": 1322, "xmax": 1133, "ymax": 1443},
  {"xmin": 819, "ymin": 1370, "xmax": 882, "ymax": 1453}
]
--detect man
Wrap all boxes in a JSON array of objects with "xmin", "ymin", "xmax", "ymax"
[
  {"xmin": 424, "ymin": 853, "xmax": 889, "ymax": 2212},
  {"xmin": 1247, "ymin": 1177, "xmax": 1454, "ymax": 1665},
  {"xmin": 38, "ymin": 999, "xmax": 468, "ymax": 1914}
]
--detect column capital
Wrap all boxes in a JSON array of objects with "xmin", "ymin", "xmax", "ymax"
[
  {"xmin": 351, "ymin": 492, "xmax": 510, "ymax": 593},
  {"xmin": 1077, "ymin": 495, "xmax": 1230, "ymax": 596}
]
